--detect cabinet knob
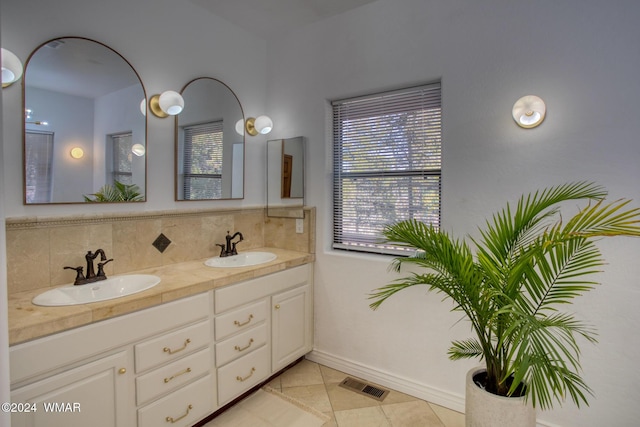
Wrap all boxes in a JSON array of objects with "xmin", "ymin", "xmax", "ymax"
[
  {"xmin": 274, "ymin": 304, "xmax": 281, "ymax": 310},
  {"xmin": 118, "ymin": 368, "xmax": 127, "ymax": 375}
]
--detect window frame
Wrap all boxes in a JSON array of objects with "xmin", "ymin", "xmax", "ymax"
[{"xmin": 332, "ymin": 82, "xmax": 442, "ymax": 255}]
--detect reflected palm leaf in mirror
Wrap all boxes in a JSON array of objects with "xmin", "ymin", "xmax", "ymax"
[
  {"xmin": 23, "ymin": 37, "xmax": 146, "ymax": 204},
  {"xmin": 176, "ymin": 77, "xmax": 245, "ymax": 200}
]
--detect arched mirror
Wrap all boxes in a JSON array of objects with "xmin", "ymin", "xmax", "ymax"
[
  {"xmin": 175, "ymin": 77, "xmax": 244, "ymax": 200},
  {"xmin": 23, "ymin": 37, "xmax": 146, "ymax": 204}
]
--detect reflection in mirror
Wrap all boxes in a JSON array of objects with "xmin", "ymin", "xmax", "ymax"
[
  {"xmin": 23, "ymin": 37, "xmax": 146, "ymax": 204},
  {"xmin": 267, "ymin": 137, "xmax": 305, "ymax": 218},
  {"xmin": 176, "ymin": 77, "xmax": 244, "ymax": 200}
]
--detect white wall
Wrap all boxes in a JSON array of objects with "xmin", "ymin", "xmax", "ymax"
[
  {"xmin": 0, "ymin": 15, "xmax": 12, "ymax": 427},
  {"xmin": 264, "ymin": 1, "xmax": 640, "ymax": 426}
]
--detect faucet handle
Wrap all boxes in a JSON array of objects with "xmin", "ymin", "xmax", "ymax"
[
  {"xmin": 64, "ymin": 266, "xmax": 85, "ymax": 285},
  {"xmin": 97, "ymin": 259, "xmax": 113, "ymax": 277},
  {"xmin": 216, "ymin": 244, "xmax": 226, "ymax": 257}
]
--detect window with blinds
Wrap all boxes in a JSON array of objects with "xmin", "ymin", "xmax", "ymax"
[
  {"xmin": 111, "ymin": 132, "xmax": 133, "ymax": 184},
  {"xmin": 25, "ymin": 130, "xmax": 54, "ymax": 203},
  {"xmin": 183, "ymin": 121, "xmax": 224, "ymax": 200},
  {"xmin": 332, "ymin": 82, "xmax": 442, "ymax": 255}
]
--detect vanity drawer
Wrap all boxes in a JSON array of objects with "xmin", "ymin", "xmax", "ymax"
[
  {"xmin": 217, "ymin": 345, "xmax": 269, "ymax": 405},
  {"xmin": 135, "ymin": 320, "xmax": 211, "ymax": 373},
  {"xmin": 136, "ymin": 347, "xmax": 211, "ymax": 405},
  {"xmin": 215, "ymin": 264, "xmax": 310, "ymax": 313},
  {"xmin": 215, "ymin": 323, "xmax": 268, "ymax": 367},
  {"xmin": 138, "ymin": 374, "xmax": 214, "ymax": 427},
  {"xmin": 215, "ymin": 300, "xmax": 267, "ymax": 341}
]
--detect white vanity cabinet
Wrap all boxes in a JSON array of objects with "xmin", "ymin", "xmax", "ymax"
[
  {"xmin": 272, "ymin": 283, "xmax": 313, "ymax": 372},
  {"xmin": 10, "ymin": 350, "xmax": 130, "ymax": 427},
  {"xmin": 214, "ymin": 264, "xmax": 313, "ymax": 406},
  {"xmin": 9, "ymin": 262, "xmax": 314, "ymax": 426},
  {"xmin": 9, "ymin": 293, "xmax": 213, "ymax": 427}
]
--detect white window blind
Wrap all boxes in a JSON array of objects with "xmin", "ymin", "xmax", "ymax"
[
  {"xmin": 332, "ymin": 82, "xmax": 442, "ymax": 255},
  {"xmin": 25, "ymin": 130, "xmax": 54, "ymax": 204},
  {"xmin": 111, "ymin": 132, "xmax": 133, "ymax": 184},
  {"xmin": 183, "ymin": 121, "xmax": 224, "ymax": 200}
]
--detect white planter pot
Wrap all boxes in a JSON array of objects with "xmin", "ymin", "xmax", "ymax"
[{"xmin": 465, "ymin": 367, "xmax": 536, "ymax": 427}]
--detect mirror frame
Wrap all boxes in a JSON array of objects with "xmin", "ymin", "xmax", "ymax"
[
  {"xmin": 174, "ymin": 77, "xmax": 245, "ymax": 201},
  {"xmin": 22, "ymin": 36, "xmax": 147, "ymax": 205}
]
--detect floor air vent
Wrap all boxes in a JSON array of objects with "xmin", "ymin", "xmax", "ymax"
[{"xmin": 339, "ymin": 377, "xmax": 390, "ymax": 402}]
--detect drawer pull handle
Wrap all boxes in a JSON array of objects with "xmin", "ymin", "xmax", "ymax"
[
  {"xmin": 234, "ymin": 314, "xmax": 253, "ymax": 327},
  {"xmin": 165, "ymin": 404, "xmax": 192, "ymax": 423},
  {"xmin": 234, "ymin": 338, "xmax": 254, "ymax": 352},
  {"xmin": 275, "ymin": 304, "xmax": 281, "ymax": 310},
  {"xmin": 164, "ymin": 367, "xmax": 192, "ymax": 383},
  {"xmin": 118, "ymin": 368, "xmax": 127, "ymax": 375},
  {"xmin": 163, "ymin": 339, "xmax": 191, "ymax": 355},
  {"xmin": 236, "ymin": 367, "xmax": 256, "ymax": 382}
]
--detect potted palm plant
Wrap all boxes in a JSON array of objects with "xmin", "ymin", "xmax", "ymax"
[{"xmin": 369, "ymin": 182, "xmax": 640, "ymax": 426}]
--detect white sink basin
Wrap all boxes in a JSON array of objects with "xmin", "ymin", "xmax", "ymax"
[
  {"xmin": 204, "ymin": 251, "xmax": 277, "ymax": 268},
  {"xmin": 32, "ymin": 274, "xmax": 161, "ymax": 306}
]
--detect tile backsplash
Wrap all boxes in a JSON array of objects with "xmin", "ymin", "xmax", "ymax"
[{"xmin": 5, "ymin": 206, "xmax": 315, "ymax": 294}]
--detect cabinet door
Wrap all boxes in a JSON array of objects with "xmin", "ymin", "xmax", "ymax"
[
  {"xmin": 271, "ymin": 284, "xmax": 312, "ymax": 372},
  {"xmin": 11, "ymin": 351, "xmax": 131, "ymax": 427}
]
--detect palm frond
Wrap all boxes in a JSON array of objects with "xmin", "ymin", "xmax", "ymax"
[{"xmin": 449, "ymin": 338, "xmax": 485, "ymax": 360}]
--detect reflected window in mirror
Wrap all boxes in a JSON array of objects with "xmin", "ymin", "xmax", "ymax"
[
  {"xmin": 109, "ymin": 132, "xmax": 134, "ymax": 184},
  {"xmin": 180, "ymin": 121, "xmax": 224, "ymax": 199},
  {"xmin": 25, "ymin": 130, "xmax": 54, "ymax": 203},
  {"xmin": 176, "ymin": 77, "xmax": 244, "ymax": 200},
  {"xmin": 23, "ymin": 37, "xmax": 146, "ymax": 204}
]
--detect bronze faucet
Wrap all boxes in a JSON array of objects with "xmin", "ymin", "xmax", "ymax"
[
  {"xmin": 216, "ymin": 231, "xmax": 243, "ymax": 257},
  {"xmin": 64, "ymin": 249, "xmax": 113, "ymax": 285}
]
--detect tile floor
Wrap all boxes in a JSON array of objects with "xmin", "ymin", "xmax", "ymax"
[{"xmin": 262, "ymin": 359, "xmax": 466, "ymax": 427}]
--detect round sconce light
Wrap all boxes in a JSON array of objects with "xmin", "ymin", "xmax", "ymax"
[
  {"xmin": 512, "ymin": 95, "xmax": 546, "ymax": 128},
  {"xmin": 70, "ymin": 147, "xmax": 84, "ymax": 159},
  {"xmin": 244, "ymin": 115, "xmax": 273, "ymax": 136},
  {"xmin": 139, "ymin": 99, "xmax": 147, "ymax": 116},
  {"xmin": 1, "ymin": 48, "xmax": 23, "ymax": 88},
  {"xmin": 149, "ymin": 90, "xmax": 184, "ymax": 118},
  {"xmin": 235, "ymin": 119, "xmax": 245, "ymax": 136},
  {"xmin": 131, "ymin": 143, "xmax": 146, "ymax": 157},
  {"xmin": 254, "ymin": 115, "xmax": 273, "ymax": 134}
]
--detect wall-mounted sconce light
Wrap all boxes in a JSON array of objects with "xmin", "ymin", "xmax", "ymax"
[
  {"xmin": 139, "ymin": 99, "xmax": 147, "ymax": 116},
  {"xmin": 148, "ymin": 90, "xmax": 184, "ymax": 118},
  {"xmin": 236, "ymin": 115, "xmax": 273, "ymax": 136},
  {"xmin": 131, "ymin": 143, "xmax": 146, "ymax": 157},
  {"xmin": 1, "ymin": 48, "xmax": 23, "ymax": 88},
  {"xmin": 512, "ymin": 95, "xmax": 546, "ymax": 128},
  {"xmin": 70, "ymin": 147, "xmax": 84, "ymax": 159}
]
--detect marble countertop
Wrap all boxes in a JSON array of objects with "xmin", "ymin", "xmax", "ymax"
[{"xmin": 8, "ymin": 247, "xmax": 314, "ymax": 346}]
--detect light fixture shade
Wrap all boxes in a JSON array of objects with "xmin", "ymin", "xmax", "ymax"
[
  {"xmin": 131, "ymin": 143, "xmax": 146, "ymax": 157},
  {"xmin": 158, "ymin": 90, "xmax": 184, "ymax": 115},
  {"xmin": 254, "ymin": 115, "xmax": 273, "ymax": 134},
  {"xmin": 139, "ymin": 99, "xmax": 147, "ymax": 116},
  {"xmin": 1, "ymin": 48, "xmax": 23, "ymax": 88},
  {"xmin": 70, "ymin": 147, "xmax": 84, "ymax": 159},
  {"xmin": 512, "ymin": 95, "xmax": 546, "ymax": 128},
  {"xmin": 235, "ymin": 119, "xmax": 245, "ymax": 136}
]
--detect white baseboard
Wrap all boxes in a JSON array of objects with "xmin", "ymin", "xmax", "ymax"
[
  {"xmin": 306, "ymin": 349, "xmax": 466, "ymax": 413},
  {"xmin": 305, "ymin": 349, "xmax": 562, "ymax": 427}
]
